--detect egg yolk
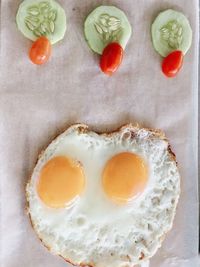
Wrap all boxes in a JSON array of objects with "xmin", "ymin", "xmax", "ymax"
[
  {"xmin": 37, "ymin": 156, "xmax": 85, "ymax": 208},
  {"xmin": 102, "ymin": 152, "xmax": 148, "ymax": 204}
]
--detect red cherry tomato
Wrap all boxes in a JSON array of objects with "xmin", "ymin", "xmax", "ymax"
[
  {"xmin": 29, "ymin": 36, "xmax": 51, "ymax": 65},
  {"xmin": 100, "ymin": 42, "xmax": 124, "ymax": 76},
  {"xmin": 162, "ymin": 50, "xmax": 184, "ymax": 78}
]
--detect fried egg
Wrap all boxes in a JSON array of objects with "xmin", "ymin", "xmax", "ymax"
[{"xmin": 26, "ymin": 124, "xmax": 180, "ymax": 267}]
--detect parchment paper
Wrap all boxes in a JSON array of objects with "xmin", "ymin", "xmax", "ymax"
[{"xmin": 0, "ymin": 0, "xmax": 199, "ymax": 267}]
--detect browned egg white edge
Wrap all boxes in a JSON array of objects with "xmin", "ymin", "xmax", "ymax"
[{"xmin": 25, "ymin": 123, "xmax": 180, "ymax": 267}]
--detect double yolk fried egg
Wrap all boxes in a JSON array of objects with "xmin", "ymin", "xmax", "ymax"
[{"xmin": 26, "ymin": 124, "xmax": 180, "ymax": 267}]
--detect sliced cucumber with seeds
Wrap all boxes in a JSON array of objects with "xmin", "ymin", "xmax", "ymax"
[
  {"xmin": 16, "ymin": 0, "xmax": 66, "ymax": 44},
  {"xmin": 151, "ymin": 9, "xmax": 192, "ymax": 57},
  {"xmin": 84, "ymin": 6, "xmax": 132, "ymax": 54}
]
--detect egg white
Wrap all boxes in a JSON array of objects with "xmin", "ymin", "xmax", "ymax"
[{"xmin": 26, "ymin": 124, "xmax": 180, "ymax": 267}]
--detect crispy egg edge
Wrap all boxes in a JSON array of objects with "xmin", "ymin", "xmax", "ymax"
[{"xmin": 25, "ymin": 123, "xmax": 180, "ymax": 267}]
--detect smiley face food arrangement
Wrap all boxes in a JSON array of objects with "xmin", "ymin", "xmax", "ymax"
[
  {"xmin": 26, "ymin": 124, "xmax": 180, "ymax": 267},
  {"xmin": 16, "ymin": 2, "xmax": 192, "ymax": 266}
]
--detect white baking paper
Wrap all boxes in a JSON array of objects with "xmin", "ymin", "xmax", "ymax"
[{"xmin": 0, "ymin": 0, "xmax": 199, "ymax": 267}]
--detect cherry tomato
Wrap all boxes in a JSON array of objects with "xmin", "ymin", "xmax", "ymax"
[
  {"xmin": 162, "ymin": 50, "xmax": 184, "ymax": 78},
  {"xmin": 29, "ymin": 36, "xmax": 51, "ymax": 65},
  {"xmin": 100, "ymin": 42, "xmax": 124, "ymax": 76}
]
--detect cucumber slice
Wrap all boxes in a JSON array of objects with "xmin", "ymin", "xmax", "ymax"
[
  {"xmin": 16, "ymin": 0, "xmax": 66, "ymax": 44},
  {"xmin": 84, "ymin": 6, "xmax": 132, "ymax": 55},
  {"xmin": 151, "ymin": 9, "xmax": 192, "ymax": 57}
]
